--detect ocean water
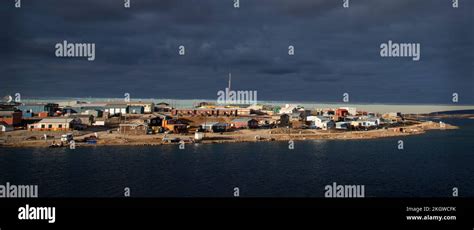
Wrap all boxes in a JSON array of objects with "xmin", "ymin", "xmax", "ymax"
[{"xmin": 0, "ymin": 118, "xmax": 473, "ymax": 197}]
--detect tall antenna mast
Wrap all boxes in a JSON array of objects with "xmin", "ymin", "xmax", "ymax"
[{"xmin": 228, "ymin": 73, "xmax": 232, "ymax": 91}]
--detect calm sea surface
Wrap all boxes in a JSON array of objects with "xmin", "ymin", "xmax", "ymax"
[{"xmin": 0, "ymin": 118, "xmax": 473, "ymax": 197}]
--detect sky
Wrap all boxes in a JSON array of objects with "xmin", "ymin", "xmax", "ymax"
[{"xmin": 1, "ymin": 0, "xmax": 473, "ymax": 104}]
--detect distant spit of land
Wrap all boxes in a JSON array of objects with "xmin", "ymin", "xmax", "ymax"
[{"xmin": 21, "ymin": 98, "xmax": 474, "ymax": 114}]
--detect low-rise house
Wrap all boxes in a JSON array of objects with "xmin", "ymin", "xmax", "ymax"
[
  {"xmin": 17, "ymin": 103, "xmax": 58, "ymax": 116},
  {"xmin": 365, "ymin": 118, "xmax": 381, "ymax": 127},
  {"xmin": 29, "ymin": 117, "xmax": 82, "ymax": 131},
  {"xmin": 70, "ymin": 103, "xmax": 107, "ymax": 114},
  {"xmin": 257, "ymin": 105, "xmax": 278, "ymax": 116},
  {"xmin": 0, "ymin": 110, "xmax": 22, "ymax": 126},
  {"xmin": 61, "ymin": 107, "xmax": 79, "ymax": 115},
  {"xmin": 343, "ymin": 116, "xmax": 358, "ymax": 122},
  {"xmin": 0, "ymin": 121, "xmax": 13, "ymax": 132},
  {"xmin": 146, "ymin": 116, "xmax": 163, "ymax": 127},
  {"xmin": 340, "ymin": 107, "xmax": 357, "ymax": 116},
  {"xmin": 101, "ymin": 102, "xmax": 153, "ymax": 115},
  {"xmin": 172, "ymin": 108, "xmax": 238, "ymax": 117},
  {"xmin": 236, "ymin": 108, "xmax": 251, "ymax": 116},
  {"xmin": 23, "ymin": 111, "xmax": 33, "ymax": 118},
  {"xmin": 352, "ymin": 118, "xmax": 380, "ymax": 128},
  {"xmin": 105, "ymin": 104, "xmax": 128, "ymax": 116},
  {"xmin": 335, "ymin": 121, "xmax": 352, "ymax": 130},
  {"xmin": 336, "ymin": 109, "xmax": 349, "ymax": 117},
  {"xmin": 0, "ymin": 101, "xmax": 20, "ymax": 111},
  {"xmin": 128, "ymin": 106, "xmax": 144, "ymax": 114},
  {"xmin": 81, "ymin": 109, "xmax": 102, "ymax": 118},
  {"xmin": 231, "ymin": 118, "xmax": 259, "ymax": 129},
  {"xmin": 93, "ymin": 119, "xmax": 106, "ymax": 126},
  {"xmin": 382, "ymin": 112, "xmax": 403, "ymax": 123},
  {"xmin": 278, "ymin": 114, "xmax": 290, "ymax": 127},
  {"xmin": 127, "ymin": 102, "xmax": 154, "ymax": 114},
  {"xmin": 307, "ymin": 116, "xmax": 335, "ymax": 129},
  {"xmin": 119, "ymin": 122, "xmax": 148, "ymax": 135},
  {"xmin": 279, "ymin": 104, "xmax": 299, "ymax": 114},
  {"xmin": 200, "ymin": 122, "xmax": 229, "ymax": 132},
  {"xmin": 162, "ymin": 119, "xmax": 188, "ymax": 133},
  {"xmin": 289, "ymin": 112, "xmax": 305, "ymax": 121},
  {"xmin": 37, "ymin": 112, "xmax": 49, "ymax": 118},
  {"xmin": 68, "ymin": 114, "xmax": 94, "ymax": 126},
  {"xmin": 145, "ymin": 116, "xmax": 163, "ymax": 133},
  {"xmin": 155, "ymin": 102, "xmax": 172, "ymax": 112},
  {"xmin": 323, "ymin": 110, "xmax": 335, "ymax": 116}
]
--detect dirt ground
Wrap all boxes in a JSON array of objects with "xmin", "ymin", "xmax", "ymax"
[{"xmin": 0, "ymin": 120, "xmax": 458, "ymax": 148}]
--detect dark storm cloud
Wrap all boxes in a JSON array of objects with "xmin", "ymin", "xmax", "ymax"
[
  {"xmin": 0, "ymin": 0, "xmax": 473, "ymax": 103},
  {"xmin": 260, "ymin": 67, "xmax": 299, "ymax": 75}
]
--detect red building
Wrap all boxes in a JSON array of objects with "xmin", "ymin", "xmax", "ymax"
[
  {"xmin": 172, "ymin": 108, "xmax": 238, "ymax": 117},
  {"xmin": 0, "ymin": 110, "xmax": 22, "ymax": 126},
  {"xmin": 336, "ymin": 109, "xmax": 349, "ymax": 117},
  {"xmin": 231, "ymin": 118, "xmax": 259, "ymax": 129}
]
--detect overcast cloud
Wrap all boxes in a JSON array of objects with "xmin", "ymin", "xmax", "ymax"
[{"xmin": 1, "ymin": 0, "xmax": 473, "ymax": 103}]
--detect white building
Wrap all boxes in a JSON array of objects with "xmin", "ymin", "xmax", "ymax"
[
  {"xmin": 30, "ymin": 118, "xmax": 82, "ymax": 131},
  {"xmin": 279, "ymin": 104, "xmax": 299, "ymax": 114},
  {"xmin": 93, "ymin": 119, "xmax": 106, "ymax": 126},
  {"xmin": 127, "ymin": 102, "xmax": 154, "ymax": 114},
  {"xmin": 352, "ymin": 118, "xmax": 380, "ymax": 128},
  {"xmin": 340, "ymin": 107, "xmax": 357, "ymax": 116},
  {"xmin": 335, "ymin": 121, "xmax": 351, "ymax": 130},
  {"xmin": 105, "ymin": 104, "xmax": 128, "ymax": 116},
  {"xmin": 307, "ymin": 116, "xmax": 335, "ymax": 129}
]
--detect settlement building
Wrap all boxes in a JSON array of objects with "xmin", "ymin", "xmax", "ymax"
[
  {"xmin": 155, "ymin": 102, "xmax": 172, "ymax": 112},
  {"xmin": 127, "ymin": 102, "xmax": 154, "ymax": 114},
  {"xmin": 0, "ymin": 121, "xmax": 13, "ymax": 132},
  {"xmin": 0, "ymin": 110, "xmax": 22, "ymax": 126},
  {"xmin": 200, "ymin": 122, "xmax": 229, "ymax": 132},
  {"xmin": 119, "ymin": 121, "xmax": 148, "ymax": 135},
  {"xmin": 335, "ymin": 121, "xmax": 352, "ymax": 130},
  {"xmin": 279, "ymin": 104, "xmax": 299, "ymax": 114},
  {"xmin": 172, "ymin": 108, "xmax": 238, "ymax": 117},
  {"xmin": 307, "ymin": 116, "xmax": 335, "ymax": 129},
  {"xmin": 231, "ymin": 118, "xmax": 259, "ymax": 129},
  {"xmin": 29, "ymin": 118, "xmax": 82, "ymax": 131},
  {"xmin": 18, "ymin": 103, "xmax": 58, "ymax": 116},
  {"xmin": 105, "ymin": 104, "xmax": 128, "ymax": 116},
  {"xmin": 128, "ymin": 106, "xmax": 144, "ymax": 114},
  {"xmin": 351, "ymin": 118, "xmax": 380, "ymax": 128},
  {"xmin": 162, "ymin": 119, "xmax": 188, "ymax": 133}
]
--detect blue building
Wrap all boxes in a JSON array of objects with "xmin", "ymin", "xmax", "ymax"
[{"xmin": 17, "ymin": 103, "xmax": 59, "ymax": 116}]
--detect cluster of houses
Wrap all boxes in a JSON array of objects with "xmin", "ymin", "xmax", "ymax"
[
  {"xmin": 0, "ymin": 99, "xmax": 404, "ymax": 135},
  {"xmin": 277, "ymin": 104, "xmax": 403, "ymax": 130}
]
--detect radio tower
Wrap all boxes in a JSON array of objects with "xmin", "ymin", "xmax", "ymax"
[{"xmin": 228, "ymin": 73, "xmax": 232, "ymax": 91}]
